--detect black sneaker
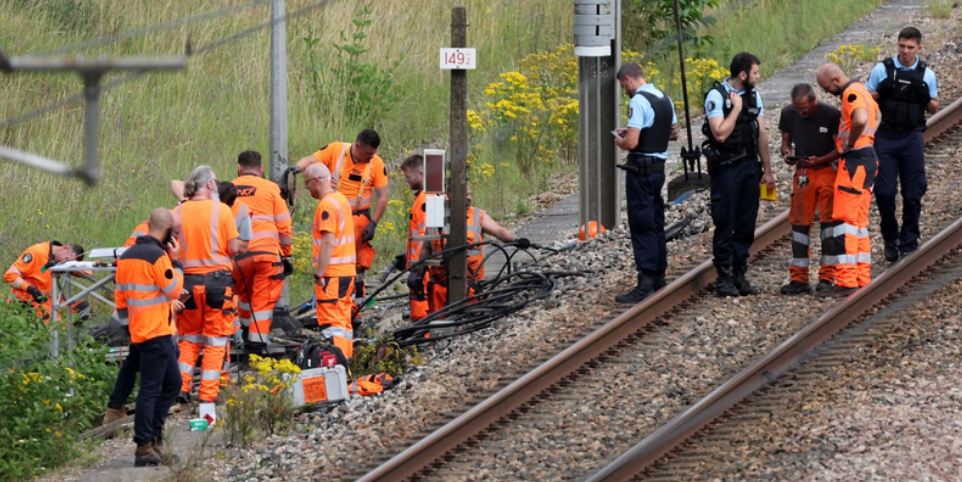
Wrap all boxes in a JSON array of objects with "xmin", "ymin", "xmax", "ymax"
[
  {"xmin": 615, "ymin": 272, "xmax": 655, "ymax": 304},
  {"xmin": 816, "ymin": 284, "xmax": 858, "ymax": 298},
  {"xmin": 884, "ymin": 242, "xmax": 900, "ymax": 263},
  {"xmin": 780, "ymin": 280, "xmax": 812, "ymax": 295},
  {"xmin": 715, "ymin": 266, "xmax": 740, "ymax": 297},
  {"xmin": 814, "ymin": 279, "xmax": 833, "ymax": 292}
]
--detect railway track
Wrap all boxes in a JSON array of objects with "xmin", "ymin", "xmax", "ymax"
[{"xmin": 346, "ymin": 94, "xmax": 962, "ymax": 482}]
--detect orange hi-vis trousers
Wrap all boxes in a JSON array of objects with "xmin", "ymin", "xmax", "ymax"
[
  {"xmin": 410, "ymin": 274, "xmax": 429, "ymax": 321},
  {"xmin": 315, "ymin": 276, "xmax": 355, "ymax": 359},
  {"xmin": 789, "ymin": 166, "xmax": 837, "ymax": 285},
  {"xmin": 233, "ymin": 251, "xmax": 285, "ymax": 344},
  {"xmin": 833, "ymin": 148, "xmax": 878, "ymax": 289},
  {"xmin": 352, "ymin": 212, "xmax": 376, "ymax": 272},
  {"xmin": 177, "ymin": 271, "xmax": 236, "ymax": 403}
]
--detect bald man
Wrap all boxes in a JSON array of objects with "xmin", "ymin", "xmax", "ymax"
[
  {"xmin": 305, "ymin": 163, "xmax": 358, "ymax": 358},
  {"xmin": 815, "ymin": 64, "xmax": 881, "ymax": 297}
]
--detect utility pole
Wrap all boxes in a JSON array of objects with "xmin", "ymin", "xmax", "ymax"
[
  {"xmin": 0, "ymin": 53, "xmax": 186, "ymax": 185},
  {"xmin": 574, "ymin": 0, "xmax": 620, "ymax": 233},
  {"xmin": 269, "ymin": 0, "xmax": 291, "ymax": 310},
  {"xmin": 447, "ymin": 5, "xmax": 469, "ymax": 304}
]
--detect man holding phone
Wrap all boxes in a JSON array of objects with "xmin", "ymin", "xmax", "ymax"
[
  {"xmin": 613, "ymin": 62, "xmax": 679, "ymax": 304},
  {"xmin": 778, "ymin": 83, "xmax": 842, "ymax": 295}
]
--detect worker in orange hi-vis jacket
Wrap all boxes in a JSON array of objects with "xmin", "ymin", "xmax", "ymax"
[
  {"xmin": 5, "ymin": 241, "xmax": 89, "ymax": 323},
  {"xmin": 172, "ymin": 165, "xmax": 246, "ymax": 415},
  {"xmin": 289, "ymin": 129, "xmax": 389, "ymax": 300},
  {"xmin": 304, "ymin": 163, "xmax": 357, "ymax": 359},
  {"xmin": 815, "ymin": 63, "xmax": 881, "ymax": 298},
  {"xmin": 111, "ymin": 208, "xmax": 184, "ymax": 467},
  {"xmin": 229, "ymin": 150, "xmax": 293, "ymax": 346},
  {"xmin": 398, "ymin": 154, "xmax": 430, "ymax": 321}
]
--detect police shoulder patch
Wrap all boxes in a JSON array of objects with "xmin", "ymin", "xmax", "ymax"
[
  {"xmin": 628, "ymin": 107, "xmax": 633, "ymax": 118},
  {"xmin": 421, "ymin": 203, "xmax": 427, "ymax": 212},
  {"xmin": 322, "ymin": 211, "xmax": 330, "ymax": 221},
  {"xmin": 165, "ymin": 269, "xmax": 173, "ymax": 279},
  {"xmin": 22, "ymin": 253, "xmax": 32, "ymax": 264},
  {"xmin": 707, "ymin": 100, "xmax": 716, "ymax": 111},
  {"xmin": 848, "ymin": 93, "xmax": 857, "ymax": 103}
]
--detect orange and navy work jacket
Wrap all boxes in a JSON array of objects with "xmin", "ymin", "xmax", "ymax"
[
  {"xmin": 310, "ymin": 142, "xmax": 388, "ymax": 212},
  {"xmin": 429, "ymin": 207, "xmax": 487, "ymax": 283},
  {"xmin": 4, "ymin": 241, "xmax": 61, "ymax": 302},
  {"xmin": 838, "ymin": 81, "xmax": 881, "ymax": 152},
  {"xmin": 313, "ymin": 191, "xmax": 357, "ymax": 278},
  {"xmin": 124, "ymin": 220, "xmax": 150, "ymax": 248},
  {"xmin": 231, "ymin": 174, "xmax": 294, "ymax": 256},
  {"xmin": 174, "ymin": 199, "xmax": 240, "ymax": 274},
  {"xmin": 407, "ymin": 190, "xmax": 428, "ymax": 268},
  {"xmin": 112, "ymin": 236, "xmax": 184, "ymax": 344}
]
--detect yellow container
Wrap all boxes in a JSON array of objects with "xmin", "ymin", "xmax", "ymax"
[{"xmin": 760, "ymin": 184, "xmax": 777, "ymax": 201}]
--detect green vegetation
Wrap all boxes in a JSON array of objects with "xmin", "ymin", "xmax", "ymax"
[
  {"xmin": 926, "ymin": 0, "xmax": 955, "ymax": 19},
  {"xmin": 0, "ymin": 304, "xmax": 115, "ymax": 481}
]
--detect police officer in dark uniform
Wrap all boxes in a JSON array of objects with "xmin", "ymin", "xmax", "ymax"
[
  {"xmin": 865, "ymin": 27, "xmax": 939, "ymax": 262},
  {"xmin": 702, "ymin": 52, "xmax": 776, "ymax": 297},
  {"xmin": 613, "ymin": 62, "xmax": 679, "ymax": 304}
]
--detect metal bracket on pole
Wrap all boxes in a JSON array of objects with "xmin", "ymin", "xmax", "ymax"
[{"xmin": 0, "ymin": 49, "xmax": 187, "ymax": 186}]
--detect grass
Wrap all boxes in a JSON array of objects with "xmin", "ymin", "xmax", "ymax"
[{"xmin": 926, "ymin": 0, "xmax": 955, "ymax": 19}]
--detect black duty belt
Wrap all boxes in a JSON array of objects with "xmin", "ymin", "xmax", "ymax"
[
  {"xmin": 354, "ymin": 208, "xmax": 371, "ymax": 219},
  {"xmin": 618, "ymin": 154, "xmax": 665, "ymax": 176}
]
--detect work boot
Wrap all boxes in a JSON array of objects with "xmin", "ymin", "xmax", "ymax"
[
  {"xmin": 715, "ymin": 266, "xmax": 740, "ymax": 297},
  {"xmin": 176, "ymin": 391, "xmax": 191, "ymax": 406},
  {"xmin": 732, "ymin": 264, "xmax": 759, "ymax": 296},
  {"xmin": 884, "ymin": 241, "xmax": 900, "ymax": 263},
  {"xmin": 135, "ymin": 441, "xmax": 170, "ymax": 467},
  {"xmin": 814, "ymin": 279, "xmax": 833, "ymax": 293},
  {"xmin": 780, "ymin": 280, "xmax": 812, "ymax": 295},
  {"xmin": 817, "ymin": 284, "xmax": 858, "ymax": 298},
  {"xmin": 103, "ymin": 407, "xmax": 126, "ymax": 425},
  {"xmin": 654, "ymin": 272, "xmax": 667, "ymax": 291},
  {"xmin": 615, "ymin": 272, "xmax": 655, "ymax": 304}
]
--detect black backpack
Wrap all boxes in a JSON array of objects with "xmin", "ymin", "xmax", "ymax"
[{"xmin": 295, "ymin": 340, "xmax": 349, "ymax": 370}]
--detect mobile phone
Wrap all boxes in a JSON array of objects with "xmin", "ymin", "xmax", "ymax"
[
  {"xmin": 611, "ymin": 130, "xmax": 621, "ymax": 138},
  {"xmin": 786, "ymin": 155, "xmax": 806, "ymax": 164},
  {"xmin": 162, "ymin": 228, "xmax": 174, "ymax": 247}
]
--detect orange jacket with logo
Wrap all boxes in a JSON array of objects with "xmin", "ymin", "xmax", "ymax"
[
  {"xmin": 407, "ymin": 191, "xmax": 428, "ymax": 267},
  {"xmin": 311, "ymin": 142, "xmax": 388, "ymax": 212},
  {"xmin": 231, "ymin": 174, "xmax": 293, "ymax": 256},
  {"xmin": 429, "ymin": 207, "xmax": 486, "ymax": 282},
  {"xmin": 174, "ymin": 199, "xmax": 240, "ymax": 274},
  {"xmin": 838, "ymin": 81, "xmax": 881, "ymax": 152},
  {"xmin": 112, "ymin": 236, "xmax": 184, "ymax": 344},
  {"xmin": 5, "ymin": 241, "xmax": 60, "ymax": 301},
  {"xmin": 313, "ymin": 191, "xmax": 357, "ymax": 278},
  {"xmin": 123, "ymin": 220, "xmax": 150, "ymax": 248}
]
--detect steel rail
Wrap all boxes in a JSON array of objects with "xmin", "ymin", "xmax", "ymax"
[
  {"xmin": 583, "ymin": 96, "xmax": 962, "ymax": 482},
  {"xmin": 354, "ymin": 198, "xmax": 789, "ymax": 482}
]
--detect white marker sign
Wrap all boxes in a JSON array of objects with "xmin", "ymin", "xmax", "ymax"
[{"xmin": 440, "ymin": 48, "xmax": 476, "ymax": 70}]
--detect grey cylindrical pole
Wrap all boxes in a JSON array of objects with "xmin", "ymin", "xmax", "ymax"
[
  {"xmin": 83, "ymin": 76, "xmax": 100, "ymax": 186},
  {"xmin": 270, "ymin": 0, "xmax": 291, "ymax": 309},
  {"xmin": 448, "ymin": 5, "xmax": 469, "ymax": 304}
]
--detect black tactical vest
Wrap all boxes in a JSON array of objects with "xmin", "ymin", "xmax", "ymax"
[
  {"xmin": 701, "ymin": 81, "xmax": 760, "ymax": 157},
  {"xmin": 632, "ymin": 90, "xmax": 674, "ymax": 154},
  {"xmin": 877, "ymin": 57, "xmax": 929, "ymax": 132}
]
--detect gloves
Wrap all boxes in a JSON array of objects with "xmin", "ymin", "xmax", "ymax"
[
  {"xmin": 360, "ymin": 220, "xmax": 378, "ymax": 243},
  {"xmin": 407, "ymin": 267, "xmax": 426, "ymax": 295},
  {"xmin": 391, "ymin": 253, "xmax": 407, "ymax": 271},
  {"xmin": 516, "ymin": 238, "xmax": 532, "ymax": 249},
  {"xmin": 26, "ymin": 285, "xmax": 47, "ymax": 304},
  {"xmin": 282, "ymin": 257, "xmax": 293, "ymax": 276},
  {"xmin": 876, "ymin": 77, "xmax": 895, "ymax": 96}
]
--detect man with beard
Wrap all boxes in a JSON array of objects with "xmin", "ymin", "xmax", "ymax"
[
  {"xmin": 702, "ymin": 52, "xmax": 776, "ymax": 297},
  {"xmin": 815, "ymin": 63, "xmax": 881, "ymax": 297}
]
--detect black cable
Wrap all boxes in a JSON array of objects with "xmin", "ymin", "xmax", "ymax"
[{"xmin": 33, "ymin": 0, "xmax": 272, "ymax": 56}]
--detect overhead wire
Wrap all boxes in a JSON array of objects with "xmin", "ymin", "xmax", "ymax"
[{"xmin": 0, "ymin": 0, "xmax": 339, "ymax": 131}]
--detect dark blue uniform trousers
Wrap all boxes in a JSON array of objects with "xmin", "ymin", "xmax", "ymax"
[
  {"xmin": 874, "ymin": 128, "xmax": 927, "ymax": 253},
  {"xmin": 108, "ymin": 344, "xmax": 140, "ymax": 410},
  {"xmin": 626, "ymin": 171, "xmax": 667, "ymax": 274},
  {"xmin": 710, "ymin": 159, "xmax": 761, "ymax": 267},
  {"xmin": 132, "ymin": 335, "xmax": 181, "ymax": 446}
]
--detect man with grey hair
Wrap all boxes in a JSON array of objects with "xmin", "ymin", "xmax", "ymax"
[
  {"xmin": 778, "ymin": 83, "xmax": 842, "ymax": 295},
  {"xmin": 612, "ymin": 61, "xmax": 679, "ymax": 304},
  {"xmin": 172, "ymin": 165, "xmax": 246, "ymax": 417}
]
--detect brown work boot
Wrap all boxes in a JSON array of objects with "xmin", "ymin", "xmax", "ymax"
[
  {"xmin": 103, "ymin": 407, "xmax": 126, "ymax": 425},
  {"xmin": 134, "ymin": 441, "xmax": 170, "ymax": 467}
]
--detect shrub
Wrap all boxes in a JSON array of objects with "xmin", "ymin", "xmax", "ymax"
[
  {"xmin": 219, "ymin": 355, "xmax": 301, "ymax": 447},
  {"xmin": 0, "ymin": 304, "xmax": 115, "ymax": 481},
  {"xmin": 352, "ymin": 337, "xmax": 424, "ymax": 378},
  {"xmin": 824, "ymin": 44, "xmax": 881, "ymax": 74}
]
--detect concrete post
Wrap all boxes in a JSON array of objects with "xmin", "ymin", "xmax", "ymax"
[
  {"xmin": 448, "ymin": 5, "xmax": 469, "ymax": 305},
  {"xmin": 270, "ymin": 0, "xmax": 291, "ymax": 309}
]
